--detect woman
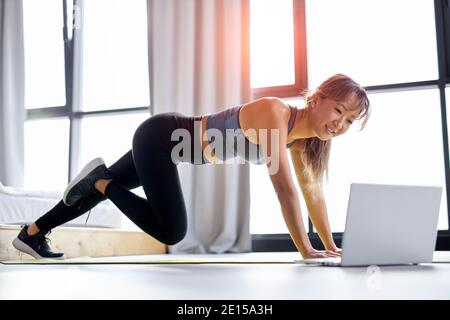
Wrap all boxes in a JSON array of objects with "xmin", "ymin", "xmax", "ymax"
[{"xmin": 12, "ymin": 74, "xmax": 370, "ymax": 260}]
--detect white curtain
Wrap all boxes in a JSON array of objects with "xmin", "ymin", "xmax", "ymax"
[
  {"xmin": 147, "ymin": 0, "xmax": 252, "ymax": 253},
  {"xmin": 0, "ymin": 0, "xmax": 25, "ymax": 188}
]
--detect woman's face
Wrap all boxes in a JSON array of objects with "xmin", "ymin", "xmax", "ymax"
[{"xmin": 311, "ymin": 94, "xmax": 362, "ymax": 141}]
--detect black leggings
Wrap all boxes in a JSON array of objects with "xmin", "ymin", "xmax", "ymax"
[{"xmin": 35, "ymin": 112, "xmax": 206, "ymax": 245}]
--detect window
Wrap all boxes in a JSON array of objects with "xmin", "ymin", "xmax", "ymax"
[
  {"xmin": 79, "ymin": 112, "xmax": 148, "ymax": 231},
  {"xmin": 250, "ymin": 153, "xmax": 309, "ymax": 234},
  {"xmin": 250, "ymin": 0, "xmax": 307, "ymax": 98},
  {"xmin": 81, "ymin": 0, "xmax": 149, "ymax": 111},
  {"xmin": 24, "ymin": 118, "xmax": 70, "ymax": 191},
  {"xmin": 23, "ymin": 0, "xmax": 68, "ymax": 191},
  {"xmin": 326, "ymin": 89, "xmax": 447, "ymax": 231},
  {"xmin": 78, "ymin": 113, "xmax": 148, "ymax": 172},
  {"xmin": 305, "ymin": 0, "xmax": 438, "ymax": 87},
  {"xmin": 23, "ymin": 0, "xmax": 66, "ymax": 109},
  {"xmin": 250, "ymin": 0, "xmax": 295, "ymax": 88},
  {"xmin": 23, "ymin": 0, "xmax": 150, "ymax": 217},
  {"xmin": 250, "ymin": 0, "xmax": 450, "ymax": 249}
]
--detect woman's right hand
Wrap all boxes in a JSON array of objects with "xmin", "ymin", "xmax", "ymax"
[{"xmin": 301, "ymin": 247, "xmax": 341, "ymax": 259}]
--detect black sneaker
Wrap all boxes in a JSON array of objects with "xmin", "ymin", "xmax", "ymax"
[
  {"xmin": 12, "ymin": 225, "xmax": 65, "ymax": 259},
  {"xmin": 63, "ymin": 157, "xmax": 112, "ymax": 206}
]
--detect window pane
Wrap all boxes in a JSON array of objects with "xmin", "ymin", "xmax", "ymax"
[
  {"xmin": 250, "ymin": 0, "xmax": 295, "ymax": 88},
  {"xmin": 23, "ymin": 0, "xmax": 66, "ymax": 108},
  {"xmin": 306, "ymin": 0, "xmax": 438, "ymax": 88},
  {"xmin": 81, "ymin": 0, "xmax": 150, "ymax": 111},
  {"xmin": 326, "ymin": 89, "xmax": 447, "ymax": 232},
  {"xmin": 79, "ymin": 112, "xmax": 149, "ymax": 230},
  {"xmin": 79, "ymin": 112, "xmax": 149, "ymax": 181},
  {"xmin": 79, "ymin": 112, "xmax": 150, "ymax": 169},
  {"xmin": 24, "ymin": 118, "xmax": 69, "ymax": 191},
  {"xmin": 250, "ymin": 154, "xmax": 309, "ymax": 234}
]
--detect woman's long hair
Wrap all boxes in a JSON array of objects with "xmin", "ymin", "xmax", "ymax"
[{"xmin": 300, "ymin": 74, "xmax": 371, "ymax": 195}]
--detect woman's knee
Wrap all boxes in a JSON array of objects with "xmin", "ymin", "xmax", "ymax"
[
  {"xmin": 140, "ymin": 223, "xmax": 186, "ymax": 246},
  {"xmin": 163, "ymin": 226, "xmax": 187, "ymax": 246}
]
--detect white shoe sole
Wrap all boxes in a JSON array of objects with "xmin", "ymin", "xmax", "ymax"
[
  {"xmin": 12, "ymin": 238, "xmax": 65, "ymax": 260},
  {"xmin": 63, "ymin": 157, "xmax": 105, "ymax": 206}
]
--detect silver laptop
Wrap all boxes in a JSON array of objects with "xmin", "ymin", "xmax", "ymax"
[{"xmin": 297, "ymin": 183, "xmax": 442, "ymax": 267}]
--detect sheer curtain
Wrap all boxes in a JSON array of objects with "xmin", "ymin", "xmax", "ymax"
[
  {"xmin": 147, "ymin": 0, "xmax": 252, "ymax": 253},
  {"xmin": 0, "ymin": 0, "xmax": 25, "ymax": 188}
]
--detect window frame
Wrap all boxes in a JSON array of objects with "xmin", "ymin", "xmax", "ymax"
[{"xmin": 441, "ymin": 0, "xmax": 450, "ymax": 79}]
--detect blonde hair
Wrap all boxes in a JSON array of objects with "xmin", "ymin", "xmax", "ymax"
[{"xmin": 300, "ymin": 74, "xmax": 371, "ymax": 195}]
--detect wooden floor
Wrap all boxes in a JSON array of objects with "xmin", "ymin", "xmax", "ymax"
[{"xmin": 1, "ymin": 252, "xmax": 450, "ymax": 299}]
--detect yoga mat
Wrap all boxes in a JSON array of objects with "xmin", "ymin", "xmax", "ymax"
[
  {"xmin": 3, "ymin": 252, "xmax": 450, "ymax": 265},
  {"xmin": 0, "ymin": 255, "xmax": 296, "ymax": 265}
]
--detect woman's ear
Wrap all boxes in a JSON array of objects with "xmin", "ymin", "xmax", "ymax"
[
  {"xmin": 310, "ymin": 95, "xmax": 318, "ymax": 109},
  {"xmin": 312, "ymin": 95, "xmax": 323, "ymax": 108}
]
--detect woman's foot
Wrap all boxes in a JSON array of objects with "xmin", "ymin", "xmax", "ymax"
[
  {"xmin": 63, "ymin": 158, "xmax": 112, "ymax": 206},
  {"xmin": 94, "ymin": 179, "xmax": 113, "ymax": 195},
  {"xmin": 27, "ymin": 223, "xmax": 40, "ymax": 236},
  {"xmin": 12, "ymin": 225, "xmax": 65, "ymax": 259}
]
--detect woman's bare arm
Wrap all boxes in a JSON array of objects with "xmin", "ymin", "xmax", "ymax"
[
  {"xmin": 258, "ymin": 100, "xmax": 314, "ymax": 257},
  {"xmin": 258, "ymin": 101, "xmax": 342, "ymax": 258},
  {"xmin": 289, "ymin": 144, "xmax": 338, "ymax": 251}
]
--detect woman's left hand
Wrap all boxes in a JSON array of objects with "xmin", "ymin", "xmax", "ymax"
[{"xmin": 325, "ymin": 246, "xmax": 342, "ymax": 256}]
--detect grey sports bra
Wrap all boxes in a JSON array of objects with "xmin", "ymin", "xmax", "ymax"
[{"xmin": 205, "ymin": 104, "xmax": 298, "ymax": 165}]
